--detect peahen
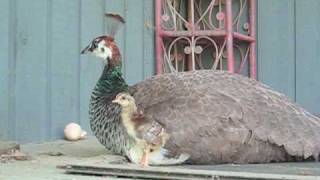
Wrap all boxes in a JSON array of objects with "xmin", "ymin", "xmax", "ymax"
[{"xmin": 80, "ymin": 14, "xmax": 320, "ymax": 164}]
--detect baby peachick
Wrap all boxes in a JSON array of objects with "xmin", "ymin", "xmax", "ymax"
[{"xmin": 112, "ymin": 93, "xmax": 189, "ymax": 167}]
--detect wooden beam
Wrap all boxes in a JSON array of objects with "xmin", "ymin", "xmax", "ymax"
[{"xmin": 58, "ymin": 164, "xmax": 318, "ymax": 180}]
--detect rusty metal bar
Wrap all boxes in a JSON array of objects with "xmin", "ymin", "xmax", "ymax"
[
  {"xmin": 155, "ymin": 0, "xmax": 163, "ymax": 74},
  {"xmin": 249, "ymin": 0, "xmax": 257, "ymax": 79},
  {"xmin": 161, "ymin": 30, "xmax": 226, "ymax": 37},
  {"xmin": 233, "ymin": 32, "xmax": 255, "ymax": 42},
  {"xmin": 190, "ymin": 0, "xmax": 196, "ymax": 71},
  {"xmin": 225, "ymin": 0, "xmax": 235, "ymax": 73},
  {"xmin": 187, "ymin": 0, "xmax": 195, "ymax": 71}
]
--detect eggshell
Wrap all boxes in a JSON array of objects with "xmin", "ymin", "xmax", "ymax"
[{"xmin": 64, "ymin": 123, "xmax": 82, "ymax": 141}]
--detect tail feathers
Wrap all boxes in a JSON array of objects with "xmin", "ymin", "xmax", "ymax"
[{"xmin": 149, "ymin": 148, "xmax": 190, "ymax": 165}]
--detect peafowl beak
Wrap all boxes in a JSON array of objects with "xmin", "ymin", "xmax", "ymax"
[{"xmin": 80, "ymin": 45, "xmax": 92, "ymax": 54}]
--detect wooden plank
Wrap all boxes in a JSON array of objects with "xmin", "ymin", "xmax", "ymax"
[
  {"xmin": 143, "ymin": 0, "xmax": 155, "ymax": 78},
  {"xmin": 257, "ymin": 0, "xmax": 296, "ymax": 100},
  {"xmin": 80, "ymin": 0, "xmax": 105, "ymax": 132},
  {"xmin": 295, "ymin": 0, "xmax": 320, "ymax": 115},
  {"xmin": 0, "ymin": 0, "xmax": 10, "ymax": 139},
  {"xmin": 124, "ymin": 0, "xmax": 145, "ymax": 84},
  {"xmin": 14, "ymin": 0, "xmax": 48, "ymax": 142},
  {"xmin": 50, "ymin": 0, "xmax": 81, "ymax": 139},
  {"xmin": 58, "ymin": 164, "xmax": 319, "ymax": 180}
]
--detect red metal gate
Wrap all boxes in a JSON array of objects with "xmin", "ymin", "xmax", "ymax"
[{"xmin": 155, "ymin": 0, "xmax": 256, "ymax": 79}]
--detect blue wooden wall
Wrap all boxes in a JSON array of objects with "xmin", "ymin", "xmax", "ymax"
[
  {"xmin": 0, "ymin": 0, "xmax": 154, "ymax": 142},
  {"xmin": 257, "ymin": 0, "xmax": 320, "ymax": 116},
  {"xmin": 1, "ymin": 0, "xmax": 320, "ymax": 142}
]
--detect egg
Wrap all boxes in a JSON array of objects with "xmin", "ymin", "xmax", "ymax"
[{"xmin": 64, "ymin": 122, "xmax": 87, "ymax": 141}]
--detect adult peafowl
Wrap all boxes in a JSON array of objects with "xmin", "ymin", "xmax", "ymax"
[{"xmin": 80, "ymin": 14, "xmax": 320, "ymax": 164}]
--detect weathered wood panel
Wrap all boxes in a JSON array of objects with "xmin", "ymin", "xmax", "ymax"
[
  {"xmin": 49, "ymin": 0, "xmax": 81, "ymax": 139},
  {"xmin": 14, "ymin": 0, "xmax": 49, "ymax": 141},
  {"xmin": 0, "ymin": 0, "xmax": 10, "ymax": 139},
  {"xmin": 0, "ymin": 0, "xmax": 155, "ymax": 142},
  {"xmin": 257, "ymin": 0, "xmax": 320, "ymax": 115},
  {"xmin": 257, "ymin": 0, "xmax": 296, "ymax": 100},
  {"xmin": 124, "ymin": 0, "xmax": 145, "ymax": 84},
  {"xmin": 295, "ymin": 0, "xmax": 320, "ymax": 116},
  {"xmin": 143, "ymin": 0, "xmax": 156, "ymax": 78}
]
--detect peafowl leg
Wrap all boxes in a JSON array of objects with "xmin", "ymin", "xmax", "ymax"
[{"xmin": 140, "ymin": 145, "xmax": 150, "ymax": 167}]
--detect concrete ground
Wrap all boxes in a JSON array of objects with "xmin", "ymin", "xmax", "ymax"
[
  {"xmin": 1, "ymin": 137, "xmax": 320, "ymax": 179},
  {"xmin": 0, "ymin": 137, "xmax": 130, "ymax": 180}
]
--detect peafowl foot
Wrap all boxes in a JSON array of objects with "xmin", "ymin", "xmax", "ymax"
[{"xmin": 140, "ymin": 147, "xmax": 150, "ymax": 167}]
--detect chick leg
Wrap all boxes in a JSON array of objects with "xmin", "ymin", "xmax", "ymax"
[{"xmin": 140, "ymin": 145, "xmax": 150, "ymax": 167}]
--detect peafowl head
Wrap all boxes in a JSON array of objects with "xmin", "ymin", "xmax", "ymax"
[
  {"xmin": 112, "ymin": 93, "xmax": 137, "ymax": 113},
  {"xmin": 81, "ymin": 13, "xmax": 125, "ymax": 68},
  {"xmin": 81, "ymin": 36, "xmax": 121, "ymax": 66}
]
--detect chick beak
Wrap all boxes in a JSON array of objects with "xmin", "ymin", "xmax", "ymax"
[
  {"xmin": 81, "ymin": 45, "xmax": 91, "ymax": 54},
  {"xmin": 112, "ymin": 99, "xmax": 120, "ymax": 104}
]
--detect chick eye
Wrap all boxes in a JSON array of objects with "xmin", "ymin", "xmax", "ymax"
[
  {"xmin": 121, "ymin": 96, "xmax": 126, "ymax": 100},
  {"xmin": 100, "ymin": 47, "xmax": 105, "ymax": 52}
]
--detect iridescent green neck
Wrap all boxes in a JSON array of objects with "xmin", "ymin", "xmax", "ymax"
[{"xmin": 94, "ymin": 64, "xmax": 128, "ymax": 97}]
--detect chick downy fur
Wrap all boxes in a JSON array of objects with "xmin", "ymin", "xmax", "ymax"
[{"xmin": 113, "ymin": 93, "xmax": 190, "ymax": 165}]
